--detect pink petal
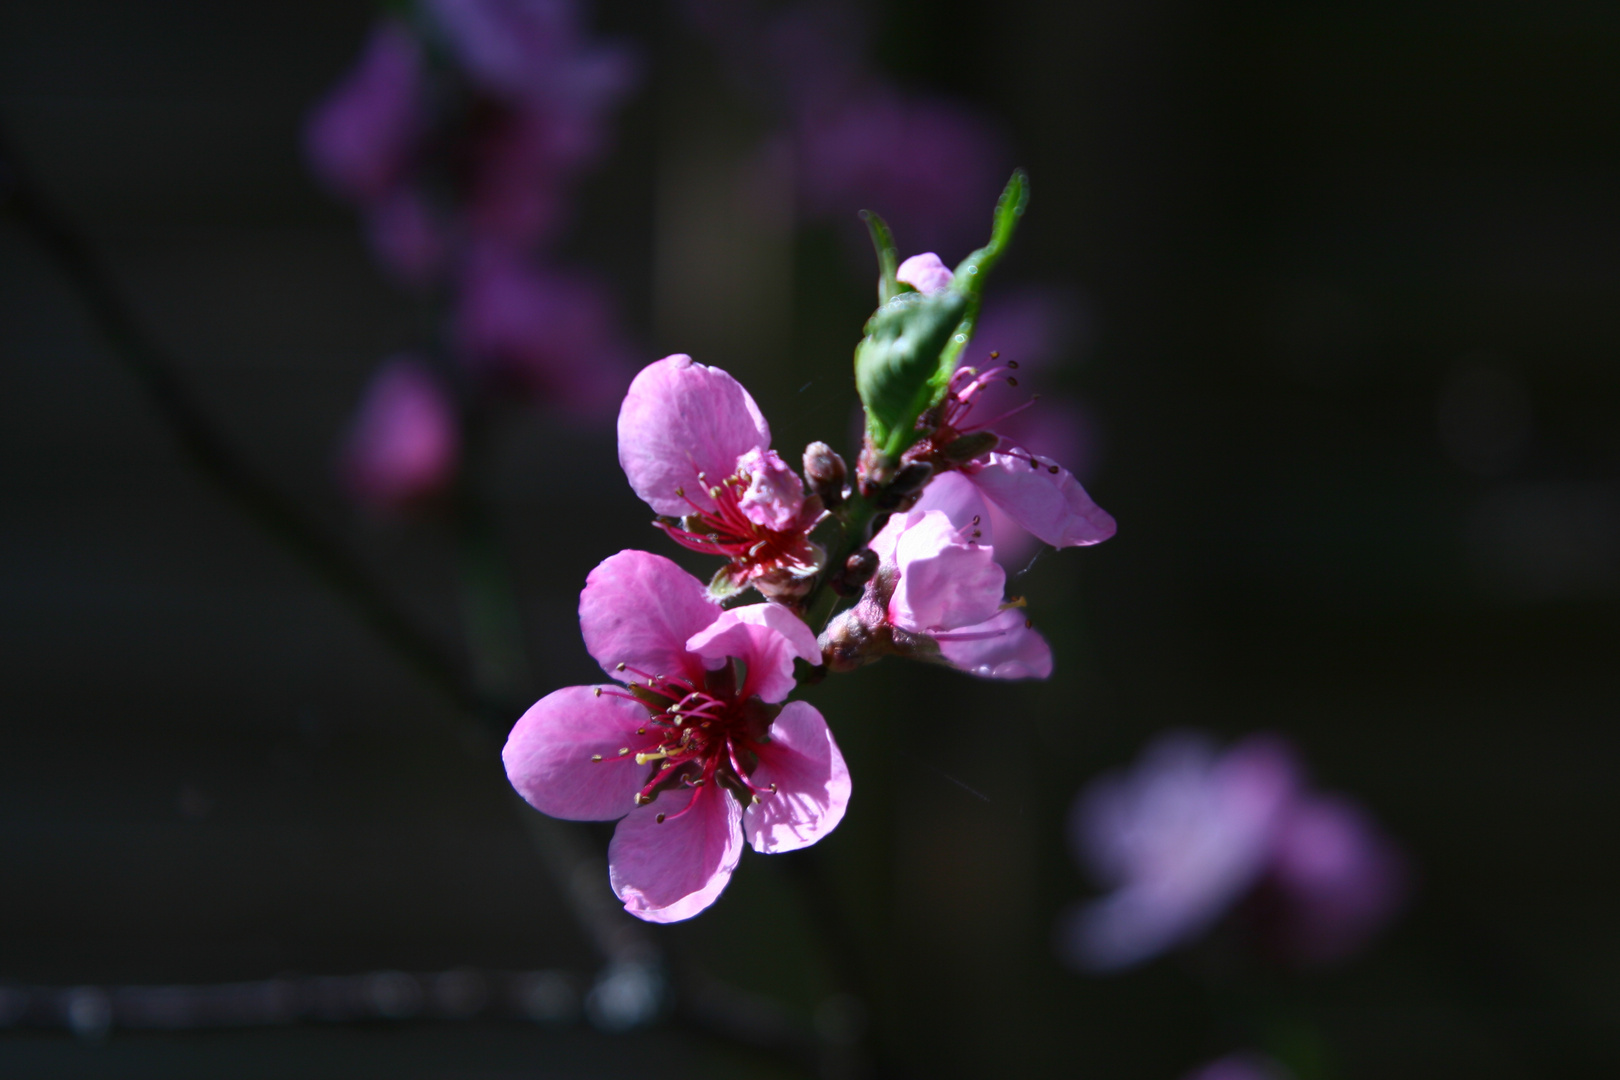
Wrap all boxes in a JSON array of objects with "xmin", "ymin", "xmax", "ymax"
[
  {"xmin": 744, "ymin": 702, "xmax": 851, "ymax": 853},
  {"xmin": 967, "ymin": 450, "xmax": 1116, "ymax": 548},
  {"xmin": 685, "ymin": 604, "xmax": 821, "ymax": 703},
  {"xmin": 896, "ymin": 252, "xmax": 954, "ymax": 295},
  {"xmin": 913, "ymin": 471, "xmax": 993, "ymax": 539},
  {"xmin": 735, "ymin": 447, "xmax": 806, "ymax": 531},
  {"xmin": 868, "ymin": 510, "xmax": 905, "ymax": 569},
  {"xmin": 608, "ymin": 787, "xmax": 744, "ymax": 923},
  {"xmin": 934, "ymin": 608, "xmax": 1053, "ymax": 680},
  {"xmin": 503, "ymin": 685, "xmax": 657, "ymax": 821},
  {"xmin": 579, "ymin": 550, "xmax": 718, "ymax": 685},
  {"xmin": 890, "ymin": 510, "xmax": 1005, "ymax": 633},
  {"xmin": 617, "ymin": 355, "xmax": 771, "ymax": 517}
]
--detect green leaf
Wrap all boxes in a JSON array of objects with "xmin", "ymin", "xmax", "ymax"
[
  {"xmin": 861, "ymin": 210, "xmax": 902, "ymax": 304},
  {"xmin": 854, "ymin": 288, "xmax": 969, "ymax": 458},
  {"xmin": 852, "ymin": 169, "xmax": 1031, "ymax": 465}
]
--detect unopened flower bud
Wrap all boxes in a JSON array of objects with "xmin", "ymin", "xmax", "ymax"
[
  {"xmin": 835, "ymin": 548, "xmax": 879, "ymax": 596},
  {"xmin": 803, "ymin": 441, "xmax": 847, "ymax": 508},
  {"xmin": 872, "ymin": 461, "xmax": 933, "ymax": 510}
]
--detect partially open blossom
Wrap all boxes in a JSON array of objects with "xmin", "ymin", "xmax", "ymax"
[
  {"xmin": 503, "ymin": 550, "xmax": 849, "ymax": 922},
  {"xmin": 339, "ymin": 357, "xmax": 460, "ymax": 510},
  {"xmin": 1058, "ymin": 732, "xmax": 1407, "ymax": 972},
  {"xmin": 888, "ymin": 253, "xmax": 1116, "ymax": 551},
  {"xmin": 896, "ymin": 252, "xmax": 954, "ymax": 296},
  {"xmin": 618, "ymin": 356, "xmax": 825, "ymax": 598},
  {"xmin": 822, "ymin": 473, "xmax": 1052, "ymax": 680},
  {"xmin": 958, "ymin": 289, "xmax": 1102, "ymax": 565}
]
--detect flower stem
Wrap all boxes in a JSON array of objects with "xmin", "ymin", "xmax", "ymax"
[{"xmin": 802, "ymin": 489, "xmax": 876, "ymax": 635}]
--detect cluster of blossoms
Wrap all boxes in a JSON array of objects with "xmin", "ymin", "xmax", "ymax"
[
  {"xmin": 505, "ymin": 175, "xmax": 1117, "ymax": 920},
  {"xmin": 1059, "ymin": 731, "xmax": 1408, "ymax": 972},
  {"xmin": 308, "ymin": 0, "xmax": 638, "ymax": 510}
]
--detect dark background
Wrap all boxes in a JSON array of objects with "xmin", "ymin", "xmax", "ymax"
[{"xmin": 2, "ymin": 0, "xmax": 1618, "ymax": 1076}]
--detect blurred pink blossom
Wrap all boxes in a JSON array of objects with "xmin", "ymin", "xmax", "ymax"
[
  {"xmin": 794, "ymin": 89, "xmax": 1010, "ymax": 255},
  {"xmin": 503, "ymin": 550, "xmax": 848, "ymax": 922},
  {"xmin": 305, "ymin": 21, "xmax": 424, "ymax": 204},
  {"xmin": 1059, "ymin": 732, "xmax": 1407, "ymax": 972},
  {"xmin": 339, "ymin": 357, "xmax": 460, "ymax": 510},
  {"xmin": 454, "ymin": 247, "xmax": 633, "ymax": 413},
  {"xmin": 308, "ymin": 0, "xmax": 639, "ymax": 423}
]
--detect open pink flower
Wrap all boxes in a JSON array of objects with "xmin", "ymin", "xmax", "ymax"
[
  {"xmin": 823, "ymin": 473, "xmax": 1052, "ymax": 679},
  {"xmin": 893, "ymin": 255, "xmax": 1117, "ymax": 552},
  {"xmin": 503, "ymin": 550, "xmax": 849, "ymax": 922},
  {"xmin": 618, "ymin": 355, "xmax": 824, "ymax": 596},
  {"xmin": 338, "ymin": 357, "xmax": 460, "ymax": 510}
]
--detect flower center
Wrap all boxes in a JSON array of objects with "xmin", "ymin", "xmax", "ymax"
[
  {"xmin": 656, "ymin": 468, "xmax": 820, "ymax": 584},
  {"xmin": 592, "ymin": 662, "xmax": 778, "ymax": 823},
  {"xmin": 907, "ymin": 357, "xmax": 1053, "ymax": 473}
]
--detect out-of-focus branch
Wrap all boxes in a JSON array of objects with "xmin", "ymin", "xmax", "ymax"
[
  {"xmin": 0, "ymin": 123, "xmax": 503, "ymax": 722},
  {"xmin": 0, "ymin": 125, "xmax": 831, "ymax": 1078}
]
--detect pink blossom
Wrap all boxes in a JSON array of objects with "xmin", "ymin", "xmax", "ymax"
[
  {"xmin": 825, "ymin": 473, "xmax": 1052, "ymax": 680},
  {"xmin": 882, "ymin": 260, "xmax": 1115, "ymax": 551},
  {"xmin": 304, "ymin": 21, "xmax": 424, "ymax": 204},
  {"xmin": 1059, "ymin": 732, "xmax": 1407, "ymax": 972},
  {"xmin": 339, "ymin": 357, "xmax": 460, "ymax": 509},
  {"xmin": 503, "ymin": 550, "xmax": 849, "ymax": 922},
  {"xmin": 906, "ymin": 356, "xmax": 1115, "ymax": 552},
  {"xmin": 618, "ymin": 356, "xmax": 823, "ymax": 592}
]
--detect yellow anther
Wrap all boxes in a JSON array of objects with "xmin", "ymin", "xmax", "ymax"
[
  {"xmin": 618, "ymin": 747, "xmax": 630, "ymax": 756},
  {"xmin": 593, "ymin": 687, "xmax": 603, "ymax": 697},
  {"xmin": 591, "ymin": 755, "xmax": 602, "ymax": 763},
  {"xmin": 635, "ymin": 749, "xmax": 671, "ymax": 766}
]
